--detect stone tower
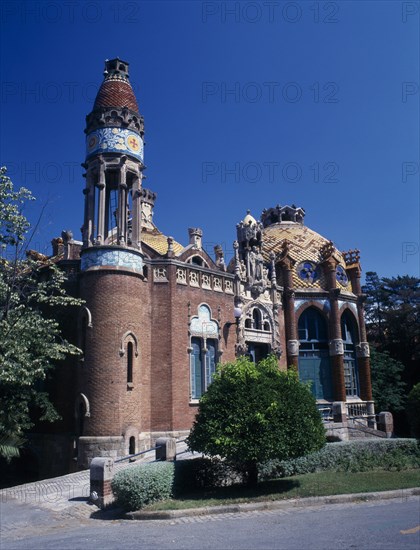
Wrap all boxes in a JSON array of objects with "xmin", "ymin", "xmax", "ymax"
[{"xmin": 77, "ymin": 58, "xmax": 148, "ymax": 467}]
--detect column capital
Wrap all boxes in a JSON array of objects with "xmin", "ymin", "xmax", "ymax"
[
  {"xmin": 287, "ymin": 339, "xmax": 299, "ymax": 356},
  {"xmin": 329, "ymin": 338, "xmax": 344, "ymax": 356},
  {"xmin": 356, "ymin": 342, "xmax": 370, "ymax": 358}
]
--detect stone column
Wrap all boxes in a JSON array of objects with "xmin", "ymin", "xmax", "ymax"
[
  {"xmin": 85, "ymin": 170, "xmax": 96, "ymax": 247},
  {"xmin": 117, "ymin": 163, "xmax": 127, "ymax": 245},
  {"xmin": 279, "ymin": 252, "xmax": 298, "ymax": 369},
  {"xmin": 131, "ymin": 171, "xmax": 142, "ymax": 250},
  {"xmin": 322, "ymin": 254, "xmax": 346, "ymax": 402},
  {"xmin": 96, "ymin": 162, "xmax": 106, "ymax": 244},
  {"xmin": 347, "ymin": 263, "xmax": 373, "ymax": 402}
]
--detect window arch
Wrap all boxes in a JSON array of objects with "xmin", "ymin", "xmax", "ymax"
[
  {"xmin": 78, "ymin": 306, "xmax": 92, "ymax": 360},
  {"xmin": 120, "ymin": 332, "xmax": 139, "ymax": 389},
  {"xmin": 188, "ymin": 255, "xmax": 209, "ymax": 268},
  {"xmin": 341, "ymin": 311, "xmax": 360, "ymax": 397},
  {"xmin": 245, "ymin": 306, "xmax": 271, "ymax": 331},
  {"xmin": 298, "ymin": 307, "xmax": 332, "ymax": 400}
]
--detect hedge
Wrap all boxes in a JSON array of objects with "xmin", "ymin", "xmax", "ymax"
[
  {"xmin": 111, "ymin": 461, "xmax": 174, "ymax": 511},
  {"xmin": 259, "ymin": 439, "xmax": 420, "ymax": 480}
]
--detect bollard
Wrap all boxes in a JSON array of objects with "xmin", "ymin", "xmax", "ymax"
[
  {"xmin": 90, "ymin": 457, "xmax": 115, "ymax": 508},
  {"xmin": 332, "ymin": 401, "xmax": 347, "ymax": 425},
  {"xmin": 155, "ymin": 437, "xmax": 176, "ymax": 461},
  {"xmin": 377, "ymin": 412, "xmax": 394, "ymax": 438}
]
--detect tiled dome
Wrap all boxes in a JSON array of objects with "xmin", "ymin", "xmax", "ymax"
[{"xmin": 260, "ymin": 205, "xmax": 353, "ymax": 292}]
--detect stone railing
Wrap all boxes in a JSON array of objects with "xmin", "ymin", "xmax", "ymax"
[{"xmin": 346, "ymin": 402, "xmax": 368, "ymax": 419}]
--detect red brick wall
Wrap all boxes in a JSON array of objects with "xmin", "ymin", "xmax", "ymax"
[{"xmin": 78, "ymin": 268, "xmax": 151, "ymax": 438}]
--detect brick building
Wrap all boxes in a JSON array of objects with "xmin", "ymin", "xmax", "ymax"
[{"xmin": 39, "ymin": 59, "xmax": 376, "ymax": 473}]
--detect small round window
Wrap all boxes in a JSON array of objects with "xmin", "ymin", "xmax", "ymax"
[{"xmin": 297, "ymin": 261, "xmax": 319, "ymax": 283}]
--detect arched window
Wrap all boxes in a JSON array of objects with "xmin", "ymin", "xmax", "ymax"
[
  {"xmin": 127, "ymin": 341, "xmax": 134, "ymax": 384},
  {"xmin": 190, "ymin": 256, "xmax": 203, "ymax": 266},
  {"xmin": 298, "ymin": 308, "xmax": 332, "ymax": 400},
  {"xmin": 78, "ymin": 306, "xmax": 92, "ymax": 361},
  {"xmin": 190, "ymin": 338, "xmax": 217, "ymax": 399},
  {"xmin": 120, "ymin": 332, "xmax": 138, "ymax": 389},
  {"xmin": 189, "ymin": 305, "xmax": 219, "ymax": 400},
  {"xmin": 341, "ymin": 311, "xmax": 359, "ymax": 397}
]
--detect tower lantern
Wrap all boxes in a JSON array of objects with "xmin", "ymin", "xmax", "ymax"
[{"xmin": 82, "ymin": 58, "xmax": 145, "ymax": 257}]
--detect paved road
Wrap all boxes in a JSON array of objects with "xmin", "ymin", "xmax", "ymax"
[{"xmin": 1, "ymin": 496, "xmax": 419, "ymax": 549}]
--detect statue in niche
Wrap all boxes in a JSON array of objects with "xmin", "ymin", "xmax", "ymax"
[{"xmin": 248, "ymin": 246, "xmax": 264, "ymax": 284}]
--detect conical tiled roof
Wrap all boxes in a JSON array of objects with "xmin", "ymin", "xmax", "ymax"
[{"xmin": 93, "ymin": 58, "xmax": 139, "ymax": 113}]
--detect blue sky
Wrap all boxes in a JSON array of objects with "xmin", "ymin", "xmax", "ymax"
[{"xmin": 1, "ymin": 0, "xmax": 419, "ymax": 279}]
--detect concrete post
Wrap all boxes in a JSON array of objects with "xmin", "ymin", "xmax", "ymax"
[
  {"xmin": 332, "ymin": 401, "xmax": 347, "ymax": 425},
  {"xmin": 366, "ymin": 400, "xmax": 377, "ymax": 429},
  {"xmin": 155, "ymin": 437, "xmax": 176, "ymax": 461},
  {"xmin": 377, "ymin": 411, "xmax": 393, "ymax": 438},
  {"xmin": 90, "ymin": 457, "xmax": 115, "ymax": 508}
]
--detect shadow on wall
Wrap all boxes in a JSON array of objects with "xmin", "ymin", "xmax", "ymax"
[{"xmin": 0, "ymin": 448, "xmax": 40, "ymax": 489}]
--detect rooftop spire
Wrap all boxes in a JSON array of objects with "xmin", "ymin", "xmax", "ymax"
[{"xmin": 103, "ymin": 58, "xmax": 130, "ymax": 82}]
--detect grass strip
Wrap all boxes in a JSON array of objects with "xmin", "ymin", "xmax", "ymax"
[{"xmin": 143, "ymin": 469, "xmax": 420, "ymax": 511}]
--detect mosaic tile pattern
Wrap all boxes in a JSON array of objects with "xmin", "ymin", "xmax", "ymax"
[
  {"xmin": 94, "ymin": 77, "xmax": 139, "ymax": 111},
  {"xmin": 81, "ymin": 247, "xmax": 143, "ymax": 272},
  {"xmin": 86, "ymin": 127, "xmax": 144, "ymax": 162},
  {"xmin": 141, "ymin": 228, "xmax": 184, "ymax": 256}
]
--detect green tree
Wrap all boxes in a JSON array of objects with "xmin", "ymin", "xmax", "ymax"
[
  {"xmin": 0, "ymin": 167, "xmax": 82, "ymax": 459},
  {"xmin": 187, "ymin": 355, "xmax": 325, "ymax": 486},
  {"xmin": 406, "ymin": 383, "xmax": 420, "ymax": 438},
  {"xmin": 363, "ymin": 271, "xmax": 419, "ymax": 435},
  {"xmin": 363, "ymin": 272, "xmax": 420, "ymax": 389},
  {"xmin": 370, "ymin": 348, "xmax": 406, "ymax": 413},
  {"xmin": 363, "ymin": 271, "xmax": 389, "ymax": 344}
]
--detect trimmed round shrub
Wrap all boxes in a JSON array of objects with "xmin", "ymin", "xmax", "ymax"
[
  {"xmin": 188, "ymin": 356, "xmax": 326, "ymax": 485},
  {"xmin": 111, "ymin": 462, "xmax": 174, "ymax": 511}
]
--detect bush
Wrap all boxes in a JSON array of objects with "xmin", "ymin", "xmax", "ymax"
[
  {"xmin": 259, "ymin": 439, "xmax": 420, "ymax": 480},
  {"xmin": 111, "ymin": 462, "xmax": 174, "ymax": 511},
  {"xmin": 174, "ymin": 458, "xmax": 244, "ymax": 493}
]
